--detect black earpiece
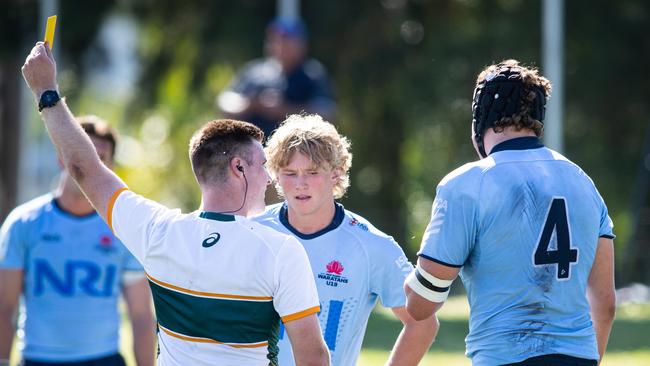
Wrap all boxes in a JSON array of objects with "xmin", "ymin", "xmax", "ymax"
[{"xmin": 216, "ymin": 162, "xmax": 248, "ymax": 214}]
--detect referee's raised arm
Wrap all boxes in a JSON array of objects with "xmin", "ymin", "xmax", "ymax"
[
  {"xmin": 21, "ymin": 42, "xmax": 127, "ymax": 224},
  {"xmin": 21, "ymin": 41, "xmax": 329, "ymax": 366}
]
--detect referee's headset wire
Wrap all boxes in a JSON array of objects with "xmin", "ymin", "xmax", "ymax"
[{"xmin": 216, "ymin": 165, "xmax": 248, "ymax": 215}]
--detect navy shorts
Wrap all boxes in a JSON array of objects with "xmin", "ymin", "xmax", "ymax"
[
  {"xmin": 503, "ymin": 354, "xmax": 598, "ymax": 366},
  {"xmin": 22, "ymin": 353, "xmax": 126, "ymax": 366}
]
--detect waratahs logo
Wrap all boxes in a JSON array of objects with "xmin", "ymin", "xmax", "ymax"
[
  {"xmin": 326, "ymin": 260, "xmax": 344, "ymax": 275},
  {"xmin": 318, "ymin": 260, "xmax": 349, "ymax": 287},
  {"xmin": 95, "ymin": 234, "xmax": 116, "ymax": 254},
  {"xmin": 349, "ymin": 218, "xmax": 368, "ymax": 231}
]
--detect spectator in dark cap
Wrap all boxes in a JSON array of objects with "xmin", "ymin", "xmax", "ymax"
[{"xmin": 217, "ymin": 17, "xmax": 336, "ymax": 139}]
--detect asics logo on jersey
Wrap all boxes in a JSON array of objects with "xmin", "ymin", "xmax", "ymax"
[
  {"xmin": 428, "ymin": 198, "xmax": 448, "ymax": 235},
  {"xmin": 202, "ymin": 232, "xmax": 221, "ymax": 248},
  {"xmin": 395, "ymin": 255, "xmax": 413, "ymax": 274}
]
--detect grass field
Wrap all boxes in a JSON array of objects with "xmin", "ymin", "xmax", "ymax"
[
  {"xmin": 10, "ymin": 296, "xmax": 649, "ymax": 365},
  {"xmin": 356, "ymin": 297, "xmax": 650, "ymax": 365},
  {"xmin": 120, "ymin": 296, "xmax": 650, "ymax": 366}
]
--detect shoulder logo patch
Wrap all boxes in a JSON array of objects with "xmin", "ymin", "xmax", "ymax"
[
  {"xmin": 202, "ymin": 232, "xmax": 221, "ymax": 248},
  {"xmin": 349, "ymin": 218, "xmax": 368, "ymax": 231}
]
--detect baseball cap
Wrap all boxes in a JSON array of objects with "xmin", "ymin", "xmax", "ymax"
[{"xmin": 267, "ymin": 17, "xmax": 308, "ymax": 39}]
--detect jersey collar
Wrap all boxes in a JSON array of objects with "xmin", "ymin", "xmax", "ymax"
[
  {"xmin": 489, "ymin": 136, "xmax": 544, "ymax": 155},
  {"xmin": 52, "ymin": 198, "xmax": 98, "ymax": 220},
  {"xmin": 199, "ymin": 211, "xmax": 236, "ymax": 222},
  {"xmin": 279, "ymin": 201, "xmax": 345, "ymax": 240}
]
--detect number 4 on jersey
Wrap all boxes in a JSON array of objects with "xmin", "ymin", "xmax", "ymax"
[{"xmin": 534, "ymin": 197, "xmax": 578, "ymax": 280}]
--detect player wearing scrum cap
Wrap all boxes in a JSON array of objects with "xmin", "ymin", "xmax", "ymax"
[{"xmin": 405, "ymin": 60, "xmax": 616, "ymax": 366}]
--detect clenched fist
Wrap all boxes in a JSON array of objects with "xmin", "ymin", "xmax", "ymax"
[{"xmin": 22, "ymin": 42, "xmax": 58, "ymax": 99}]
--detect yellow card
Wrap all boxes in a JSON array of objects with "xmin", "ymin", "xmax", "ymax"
[{"xmin": 44, "ymin": 15, "xmax": 57, "ymax": 49}]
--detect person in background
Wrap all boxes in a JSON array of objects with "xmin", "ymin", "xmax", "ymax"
[
  {"xmin": 217, "ymin": 17, "xmax": 336, "ymax": 139},
  {"xmin": 0, "ymin": 116, "xmax": 156, "ymax": 366}
]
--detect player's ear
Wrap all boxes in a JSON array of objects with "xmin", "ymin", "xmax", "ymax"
[
  {"xmin": 330, "ymin": 168, "xmax": 341, "ymax": 183},
  {"xmin": 230, "ymin": 157, "xmax": 244, "ymax": 176}
]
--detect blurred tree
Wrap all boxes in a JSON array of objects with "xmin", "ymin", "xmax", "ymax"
[
  {"xmin": 0, "ymin": 1, "xmax": 37, "ymax": 221},
  {"xmin": 0, "ymin": 0, "xmax": 115, "ymax": 220},
  {"xmin": 3, "ymin": 0, "xmax": 649, "ymax": 284},
  {"xmin": 627, "ymin": 123, "xmax": 650, "ymax": 284},
  {"xmin": 72, "ymin": 0, "xmax": 650, "ymax": 283},
  {"xmin": 564, "ymin": 0, "xmax": 650, "ymax": 284},
  {"xmin": 112, "ymin": 1, "xmax": 277, "ymax": 207}
]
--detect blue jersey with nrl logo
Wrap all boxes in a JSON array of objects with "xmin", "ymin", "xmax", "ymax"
[
  {"xmin": 0, "ymin": 194, "xmax": 142, "ymax": 362},
  {"xmin": 254, "ymin": 202, "xmax": 414, "ymax": 366}
]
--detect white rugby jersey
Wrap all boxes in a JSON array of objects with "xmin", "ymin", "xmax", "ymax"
[
  {"xmin": 254, "ymin": 203, "xmax": 414, "ymax": 366},
  {"xmin": 109, "ymin": 189, "xmax": 320, "ymax": 366}
]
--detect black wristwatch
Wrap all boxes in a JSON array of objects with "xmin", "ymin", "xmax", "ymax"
[{"xmin": 38, "ymin": 90, "xmax": 61, "ymax": 112}]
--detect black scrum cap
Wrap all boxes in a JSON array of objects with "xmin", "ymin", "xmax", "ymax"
[{"xmin": 471, "ymin": 64, "xmax": 546, "ymax": 158}]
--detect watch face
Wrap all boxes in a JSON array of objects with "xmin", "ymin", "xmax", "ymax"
[
  {"xmin": 39, "ymin": 90, "xmax": 60, "ymax": 110},
  {"xmin": 43, "ymin": 92, "xmax": 57, "ymax": 103}
]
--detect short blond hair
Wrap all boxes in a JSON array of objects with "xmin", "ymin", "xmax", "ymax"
[{"xmin": 266, "ymin": 114, "xmax": 352, "ymax": 199}]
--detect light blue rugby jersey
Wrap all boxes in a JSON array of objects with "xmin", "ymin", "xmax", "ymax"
[
  {"xmin": 419, "ymin": 137, "xmax": 615, "ymax": 365},
  {"xmin": 254, "ymin": 202, "xmax": 413, "ymax": 366},
  {"xmin": 0, "ymin": 194, "xmax": 142, "ymax": 362}
]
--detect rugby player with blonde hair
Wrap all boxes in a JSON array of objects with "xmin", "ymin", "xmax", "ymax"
[{"xmin": 255, "ymin": 114, "xmax": 437, "ymax": 366}]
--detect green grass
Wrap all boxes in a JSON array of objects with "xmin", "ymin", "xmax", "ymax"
[
  {"xmin": 10, "ymin": 296, "xmax": 650, "ymax": 365},
  {"xmin": 123, "ymin": 297, "xmax": 648, "ymax": 365},
  {"xmin": 358, "ymin": 350, "xmax": 471, "ymax": 365},
  {"xmin": 358, "ymin": 297, "xmax": 650, "ymax": 365}
]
